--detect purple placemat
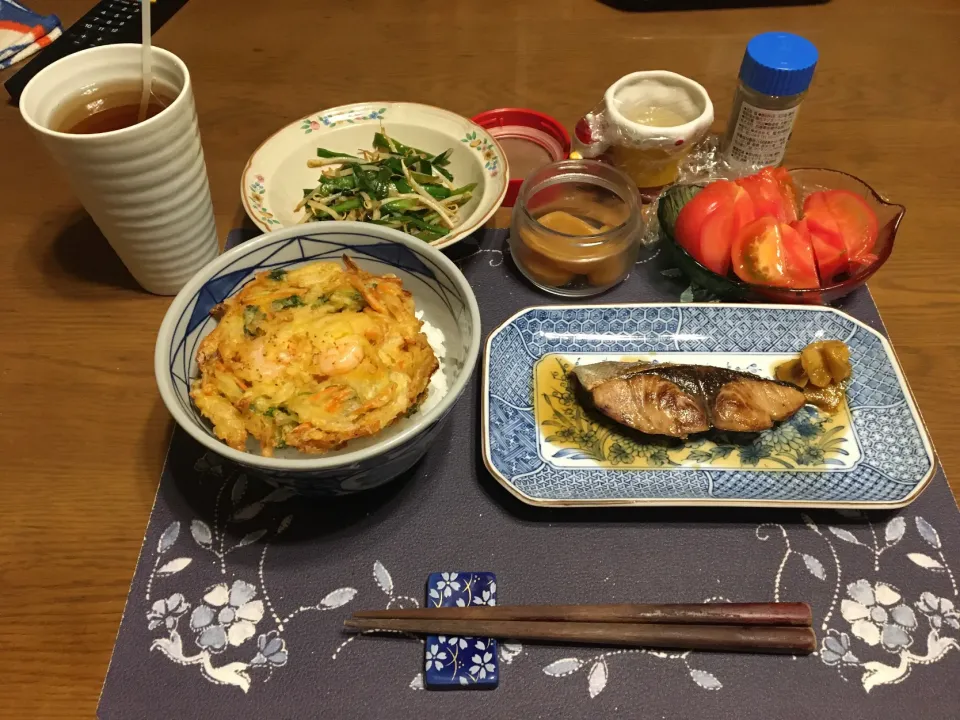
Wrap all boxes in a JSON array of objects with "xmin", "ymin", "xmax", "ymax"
[{"xmin": 99, "ymin": 228, "xmax": 959, "ymax": 719}]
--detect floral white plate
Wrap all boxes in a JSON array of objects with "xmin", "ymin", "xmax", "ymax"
[
  {"xmin": 241, "ymin": 102, "xmax": 509, "ymax": 250},
  {"xmin": 482, "ymin": 303, "xmax": 936, "ymax": 509}
]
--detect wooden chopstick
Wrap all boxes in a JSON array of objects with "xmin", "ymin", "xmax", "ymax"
[
  {"xmin": 343, "ymin": 617, "xmax": 816, "ymax": 655},
  {"xmin": 352, "ymin": 602, "xmax": 812, "ymax": 627}
]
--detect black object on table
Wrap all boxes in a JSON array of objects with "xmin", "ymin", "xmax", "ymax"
[
  {"xmin": 4, "ymin": 0, "xmax": 191, "ymax": 103},
  {"xmin": 597, "ymin": 0, "xmax": 828, "ymax": 10}
]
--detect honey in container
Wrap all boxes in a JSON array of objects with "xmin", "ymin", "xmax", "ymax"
[
  {"xmin": 509, "ymin": 159, "xmax": 644, "ymax": 296},
  {"xmin": 572, "ymin": 71, "xmax": 715, "ymax": 191},
  {"xmin": 620, "ymin": 100, "xmax": 692, "ymax": 128}
]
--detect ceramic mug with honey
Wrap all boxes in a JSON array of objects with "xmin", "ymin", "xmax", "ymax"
[{"xmin": 573, "ymin": 71, "xmax": 714, "ymax": 190}]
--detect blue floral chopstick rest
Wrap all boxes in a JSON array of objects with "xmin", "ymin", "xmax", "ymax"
[{"xmin": 424, "ymin": 572, "xmax": 498, "ymax": 690}]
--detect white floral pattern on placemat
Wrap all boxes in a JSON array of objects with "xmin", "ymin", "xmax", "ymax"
[
  {"xmin": 755, "ymin": 512, "xmax": 958, "ymax": 692},
  {"xmin": 144, "ymin": 455, "xmax": 357, "ymax": 693},
  {"xmin": 541, "ymin": 645, "xmax": 724, "ymax": 698},
  {"xmin": 533, "ymin": 513, "xmax": 959, "ymax": 699},
  {"xmin": 149, "ymin": 452, "xmax": 959, "ymax": 698}
]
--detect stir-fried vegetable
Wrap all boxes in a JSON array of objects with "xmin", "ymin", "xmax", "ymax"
[{"xmin": 296, "ymin": 129, "xmax": 476, "ymax": 241}]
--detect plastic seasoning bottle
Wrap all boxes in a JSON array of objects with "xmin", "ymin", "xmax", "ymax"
[{"xmin": 722, "ymin": 32, "xmax": 819, "ymax": 169}]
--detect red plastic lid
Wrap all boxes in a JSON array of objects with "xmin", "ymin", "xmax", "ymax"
[{"xmin": 472, "ymin": 108, "xmax": 571, "ymax": 207}]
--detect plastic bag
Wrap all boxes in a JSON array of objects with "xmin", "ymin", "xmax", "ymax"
[{"xmin": 672, "ymin": 133, "xmax": 779, "ymax": 186}]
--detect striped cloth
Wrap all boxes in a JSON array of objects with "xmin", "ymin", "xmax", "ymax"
[{"xmin": 0, "ymin": 0, "xmax": 61, "ymax": 69}]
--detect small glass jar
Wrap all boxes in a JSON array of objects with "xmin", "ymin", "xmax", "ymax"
[
  {"xmin": 510, "ymin": 159, "xmax": 643, "ymax": 297},
  {"xmin": 721, "ymin": 32, "xmax": 818, "ymax": 169}
]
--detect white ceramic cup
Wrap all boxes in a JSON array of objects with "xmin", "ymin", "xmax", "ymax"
[
  {"xmin": 574, "ymin": 71, "xmax": 714, "ymax": 188},
  {"xmin": 20, "ymin": 44, "xmax": 219, "ymax": 295}
]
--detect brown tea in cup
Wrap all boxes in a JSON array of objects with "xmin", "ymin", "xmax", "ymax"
[{"xmin": 49, "ymin": 80, "xmax": 177, "ymax": 134}]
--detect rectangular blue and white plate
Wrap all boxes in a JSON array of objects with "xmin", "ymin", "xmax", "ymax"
[{"xmin": 481, "ymin": 304, "xmax": 935, "ymax": 509}]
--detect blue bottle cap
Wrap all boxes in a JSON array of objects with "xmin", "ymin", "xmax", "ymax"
[{"xmin": 740, "ymin": 32, "xmax": 818, "ymax": 97}]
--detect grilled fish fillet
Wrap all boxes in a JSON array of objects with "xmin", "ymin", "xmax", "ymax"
[{"xmin": 571, "ymin": 362, "xmax": 805, "ymax": 438}]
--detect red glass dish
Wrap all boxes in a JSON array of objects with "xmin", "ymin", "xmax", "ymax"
[{"xmin": 661, "ymin": 168, "xmax": 905, "ymax": 304}]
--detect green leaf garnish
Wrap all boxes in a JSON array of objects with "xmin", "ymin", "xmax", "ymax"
[
  {"xmin": 243, "ymin": 305, "xmax": 267, "ymax": 337},
  {"xmin": 271, "ymin": 295, "xmax": 305, "ymax": 311}
]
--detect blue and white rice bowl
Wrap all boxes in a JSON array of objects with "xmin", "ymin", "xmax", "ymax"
[{"xmin": 155, "ymin": 222, "xmax": 481, "ymax": 495}]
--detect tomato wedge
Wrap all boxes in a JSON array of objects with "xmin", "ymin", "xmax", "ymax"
[
  {"xmin": 802, "ymin": 192, "xmax": 843, "ymax": 245},
  {"xmin": 674, "ymin": 184, "xmax": 725, "ymax": 259},
  {"xmin": 793, "ymin": 218, "xmax": 848, "ymax": 284},
  {"xmin": 802, "ymin": 189, "xmax": 879, "ymax": 262},
  {"xmin": 698, "ymin": 210, "xmax": 735, "ymax": 276},
  {"xmin": 674, "ymin": 180, "xmax": 754, "ymax": 275},
  {"xmin": 735, "ymin": 168, "xmax": 799, "ymax": 224},
  {"xmin": 779, "ymin": 222, "xmax": 820, "ymax": 289},
  {"xmin": 769, "ymin": 168, "xmax": 800, "ymax": 224},
  {"xmin": 732, "ymin": 217, "xmax": 788, "ymax": 286},
  {"xmin": 727, "ymin": 182, "xmax": 755, "ymax": 228},
  {"xmin": 732, "ymin": 217, "xmax": 819, "ymax": 289}
]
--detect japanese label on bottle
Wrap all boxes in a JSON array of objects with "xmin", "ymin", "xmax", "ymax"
[{"xmin": 725, "ymin": 102, "xmax": 800, "ymax": 167}]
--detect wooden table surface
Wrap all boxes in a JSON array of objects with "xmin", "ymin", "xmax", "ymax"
[{"xmin": 2, "ymin": 0, "xmax": 958, "ymax": 716}]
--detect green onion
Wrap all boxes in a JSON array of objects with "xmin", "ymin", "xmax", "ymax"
[
  {"xmin": 243, "ymin": 305, "xmax": 266, "ymax": 337},
  {"xmin": 272, "ymin": 295, "xmax": 305, "ymax": 311},
  {"xmin": 410, "ymin": 171, "xmax": 440, "ymax": 185},
  {"xmin": 413, "ymin": 229, "xmax": 444, "ymax": 242},
  {"xmin": 381, "ymin": 198, "xmax": 420, "ymax": 213},
  {"xmin": 331, "ymin": 197, "xmax": 363, "ymax": 214},
  {"xmin": 316, "ymin": 147, "xmax": 357, "ymax": 159},
  {"xmin": 423, "ymin": 185, "xmax": 451, "ymax": 200},
  {"xmin": 299, "ymin": 130, "xmax": 465, "ymax": 234},
  {"xmin": 391, "ymin": 213, "xmax": 451, "ymax": 235}
]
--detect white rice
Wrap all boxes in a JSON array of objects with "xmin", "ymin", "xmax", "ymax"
[{"xmin": 416, "ymin": 311, "xmax": 449, "ymax": 414}]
